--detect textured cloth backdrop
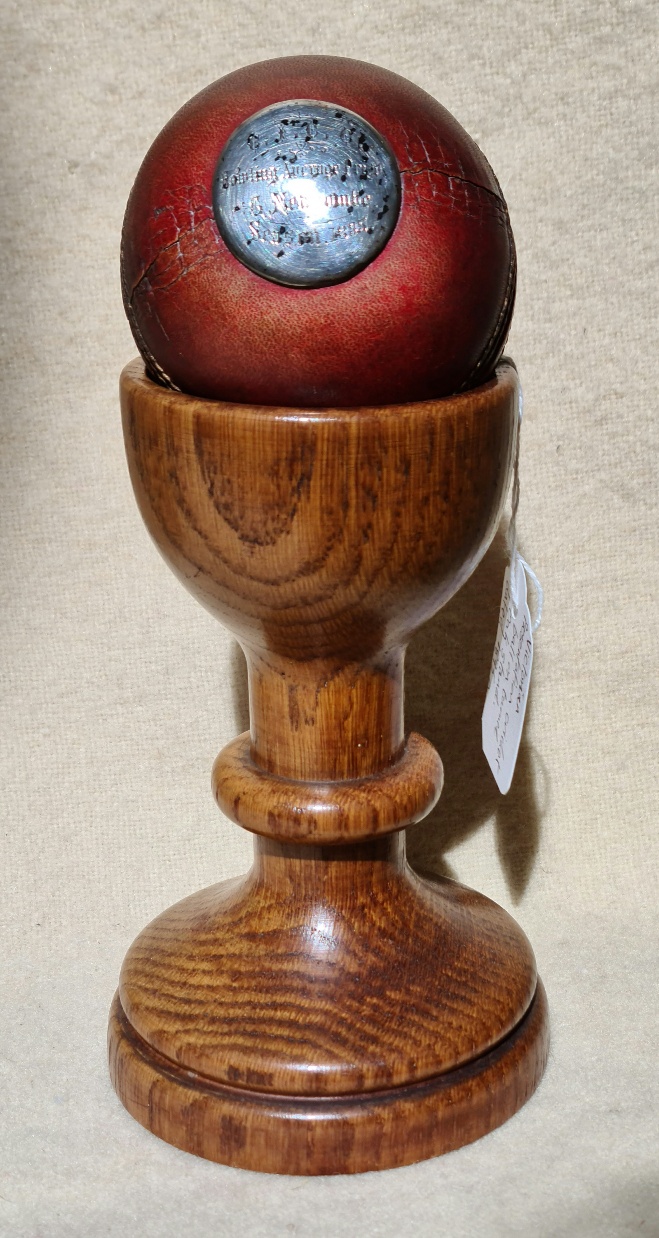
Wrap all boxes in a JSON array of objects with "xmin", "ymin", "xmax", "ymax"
[{"xmin": 1, "ymin": 1, "xmax": 658, "ymax": 1234}]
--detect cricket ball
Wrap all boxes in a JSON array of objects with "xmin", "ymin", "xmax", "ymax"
[{"xmin": 121, "ymin": 56, "xmax": 515, "ymax": 407}]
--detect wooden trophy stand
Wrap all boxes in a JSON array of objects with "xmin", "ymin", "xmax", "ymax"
[{"xmin": 108, "ymin": 357, "xmax": 548, "ymax": 1175}]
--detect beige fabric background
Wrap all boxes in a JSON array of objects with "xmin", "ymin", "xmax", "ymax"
[{"xmin": 1, "ymin": 0, "xmax": 658, "ymax": 1234}]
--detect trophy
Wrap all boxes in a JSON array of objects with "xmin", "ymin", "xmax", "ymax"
[{"xmin": 109, "ymin": 55, "xmax": 548, "ymax": 1175}]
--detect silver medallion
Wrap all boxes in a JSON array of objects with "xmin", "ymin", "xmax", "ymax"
[{"xmin": 213, "ymin": 100, "xmax": 400, "ymax": 288}]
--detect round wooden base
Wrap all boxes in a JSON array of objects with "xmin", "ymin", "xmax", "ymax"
[
  {"xmin": 108, "ymin": 845, "xmax": 548, "ymax": 1175},
  {"xmin": 109, "ymin": 981, "xmax": 547, "ymax": 1175}
]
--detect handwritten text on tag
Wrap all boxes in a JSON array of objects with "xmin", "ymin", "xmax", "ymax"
[{"xmin": 482, "ymin": 557, "xmax": 534, "ymax": 794}]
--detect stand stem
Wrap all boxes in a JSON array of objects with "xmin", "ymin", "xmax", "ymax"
[
  {"xmin": 245, "ymin": 647, "xmax": 406, "ymax": 781},
  {"xmin": 250, "ymin": 832, "xmax": 405, "ymax": 897}
]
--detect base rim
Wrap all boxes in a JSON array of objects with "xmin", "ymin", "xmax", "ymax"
[{"xmin": 108, "ymin": 979, "xmax": 548, "ymax": 1175}]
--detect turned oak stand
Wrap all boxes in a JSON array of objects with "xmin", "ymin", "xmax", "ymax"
[{"xmin": 108, "ymin": 357, "xmax": 548, "ymax": 1174}]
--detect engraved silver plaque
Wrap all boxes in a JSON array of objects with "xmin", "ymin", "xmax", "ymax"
[{"xmin": 213, "ymin": 100, "xmax": 400, "ymax": 288}]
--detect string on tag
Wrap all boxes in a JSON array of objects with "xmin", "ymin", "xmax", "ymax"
[{"xmin": 507, "ymin": 384, "xmax": 543, "ymax": 632}]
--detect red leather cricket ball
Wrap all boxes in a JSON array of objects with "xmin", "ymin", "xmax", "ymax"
[{"xmin": 121, "ymin": 56, "xmax": 515, "ymax": 407}]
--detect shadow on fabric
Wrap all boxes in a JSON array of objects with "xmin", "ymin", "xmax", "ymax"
[{"xmin": 405, "ymin": 528, "xmax": 545, "ymax": 902}]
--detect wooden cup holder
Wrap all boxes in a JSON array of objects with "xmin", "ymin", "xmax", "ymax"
[{"xmin": 108, "ymin": 358, "xmax": 548, "ymax": 1174}]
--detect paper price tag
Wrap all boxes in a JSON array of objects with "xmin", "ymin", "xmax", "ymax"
[{"xmin": 482, "ymin": 556, "xmax": 534, "ymax": 794}]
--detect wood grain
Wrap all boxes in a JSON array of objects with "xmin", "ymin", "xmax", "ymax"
[
  {"xmin": 109, "ymin": 980, "xmax": 548, "ymax": 1176},
  {"xmin": 212, "ymin": 730, "xmax": 442, "ymax": 843},
  {"xmin": 109, "ymin": 359, "xmax": 548, "ymax": 1173},
  {"xmin": 118, "ymin": 834, "xmax": 537, "ymax": 1097}
]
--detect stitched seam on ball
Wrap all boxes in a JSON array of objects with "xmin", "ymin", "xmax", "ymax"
[
  {"xmin": 398, "ymin": 160, "xmax": 515, "ymax": 390},
  {"xmin": 400, "ymin": 164, "xmax": 507, "ymax": 213},
  {"xmin": 461, "ymin": 209, "xmax": 517, "ymax": 392},
  {"xmin": 459, "ymin": 151, "xmax": 517, "ymax": 391},
  {"xmin": 120, "ymin": 227, "xmax": 180, "ymax": 391}
]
